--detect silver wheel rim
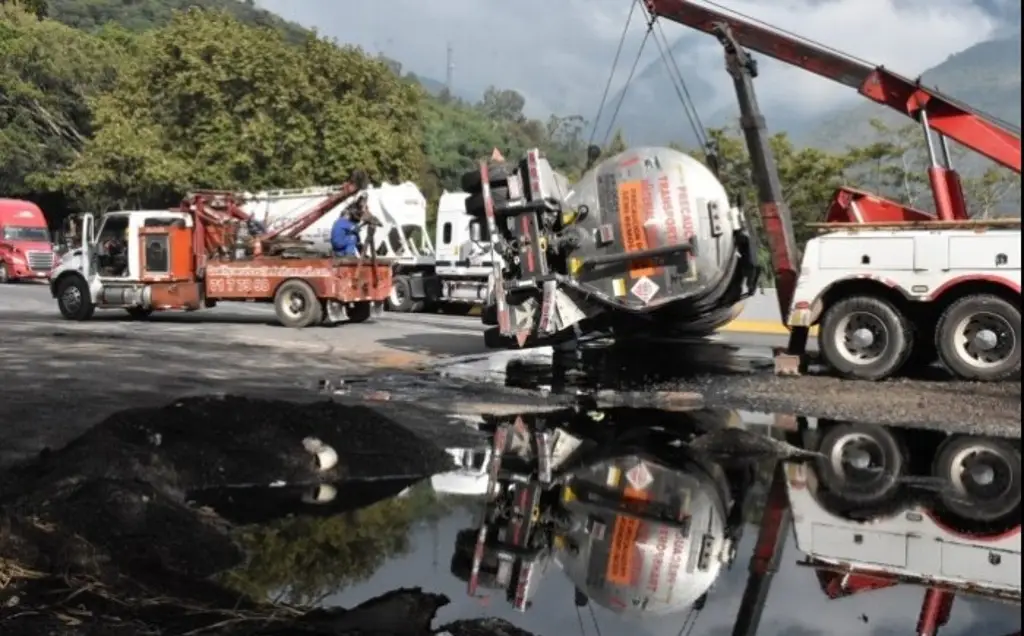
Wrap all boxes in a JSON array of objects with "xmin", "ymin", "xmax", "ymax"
[
  {"xmin": 62, "ymin": 286, "xmax": 82, "ymax": 312},
  {"xmin": 0, "ymin": 263, "xmax": 7, "ymax": 282},
  {"xmin": 948, "ymin": 444, "xmax": 1014, "ymax": 504},
  {"xmin": 828, "ymin": 432, "xmax": 889, "ymax": 488},
  {"xmin": 281, "ymin": 290, "xmax": 308, "ymax": 320},
  {"xmin": 834, "ymin": 311, "xmax": 890, "ymax": 365},
  {"xmin": 952, "ymin": 311, "xmax": 1015, "ymax": 369},
  {"xmin": 390, "ymin": 283, "xmax": 405, "ymax": 307}
]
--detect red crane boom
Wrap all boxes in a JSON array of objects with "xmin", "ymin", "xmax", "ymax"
[{"xmin": 643, "ymin": 0, "xmax": 1021, "ymax": 173}]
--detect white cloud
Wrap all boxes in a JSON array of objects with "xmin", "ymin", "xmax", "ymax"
[{"xmin": 256, "ymin": 0, "xmax": 997, "ymax": 119}]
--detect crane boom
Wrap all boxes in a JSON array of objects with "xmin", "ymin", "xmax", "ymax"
[{"xmin": 644, "ymin": 0, "xmax": 1021, "ymax": 173}]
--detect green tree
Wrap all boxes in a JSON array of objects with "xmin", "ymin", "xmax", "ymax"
[
  {"xmin": 604, "ymin": 129, "xmax": 628, "ymax": 156},
  {"xmin": 57, "ymin": 9, "xmax": 424, "ymax": 210},
  {"xmin": 0, "ymin": 0, "xmax": 46, "ymax": 18},
  {"xmin": 478, "ymin": 86, "xmax": 526, "ymax": 122},
  {"xmin": 0, "ymin": 5, "xmax": 127, "ymax": 207}
]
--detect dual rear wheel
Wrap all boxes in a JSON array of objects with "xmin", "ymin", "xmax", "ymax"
[
  {"xmin": 273, "ymin": 280, "xmax": 372, "ymax": 328},
  {"xmin": 819, "ymin": 293, "xmax": 1020, "ymax": 381}
]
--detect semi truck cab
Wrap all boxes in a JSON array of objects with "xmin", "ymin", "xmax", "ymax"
[{"xmin": 0, "ymin": 199, "xmax": 56, "ymax": 283}]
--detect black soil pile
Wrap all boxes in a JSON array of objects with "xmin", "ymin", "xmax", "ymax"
[{"xmin": 0, "ymin": 395, "xmax": 532, "ymax": 635}]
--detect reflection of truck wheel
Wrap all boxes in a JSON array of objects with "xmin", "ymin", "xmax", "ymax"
[
  {"xmin": 933, "ymin": 435, "xmax": 1020, "ymax": 524},
  {"xmin": 388, "ymin": 276, "xmax": 418, "ymax": 313},
  {"xmin": 347, "ymin": 302, "xmax": 372, "ymax": 324},
  {"xmin": 0, "ymin": 262, "xmax": 10, "ymax": 284},
  {"xmin": 819, "ymin": 295, "xmax": 913, "ymax": 381},
  {"xmin": 274, "ymin": 280, "xmax": 322, "ymax": 328},
  {"xmin": 56, "ymin": 275, "xmax": 95, "ymax": 321},
  {"xmin": 125, "ymin": 307, "xmax": 152, "ymax": 320},
  {"xmin": 460, "ymin": 164, "xmax": 508, "ymax": 192},
  {"xmin": 935, "ymin": 295, "xmax": 1021, "ymax": 382},
  {"xmin": 815, "ymin": 422, "xmax": 905, "ymax": 506}
]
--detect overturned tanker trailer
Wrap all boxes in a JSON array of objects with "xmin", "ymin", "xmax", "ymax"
[{"xmin": 464, "ymin": 147, "xmax": 761, "ymax": 348}]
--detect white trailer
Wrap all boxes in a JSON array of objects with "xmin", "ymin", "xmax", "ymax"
[{"xmin": 241, "ymin": 185, "xmax": 498, "ymax": 315}]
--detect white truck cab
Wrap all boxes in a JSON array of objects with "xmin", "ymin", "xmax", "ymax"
[{"xmin": 49, "ymin": 210, "xmax": 195, "ymax": 320}]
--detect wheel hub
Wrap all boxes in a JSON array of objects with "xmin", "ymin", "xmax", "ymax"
[
  {"xmin": 835, "ymin": 312, "xmax": 889, "ymax": 364},
  {"xmin": 830, "ymin": 433, "xmax": 886, "ymax": 484},
  {"xmin": 63, "ymin": 287, "xmax": 81, "ymax": 311},
  {"xmin": 954, "ymin": 312, "xmax": 1015, "ymax": 368}
]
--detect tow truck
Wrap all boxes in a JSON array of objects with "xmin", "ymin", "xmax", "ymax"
[
  {"xmin": 48, "ymin": 171, "xmax": 392, "ymax": 327},
  {"xmin": 451, "ymin": 407, "xmax": 1020, "ymax": 636},
  {"xmin": 463, "ymin": 0, "xmax": 1020, "ymax": 382},
  {"xmin": 241, "ymin": 184, "xmax": 499, "ymax": 315}
]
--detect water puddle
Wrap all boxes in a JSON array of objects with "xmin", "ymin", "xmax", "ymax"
[{"xmin": 0, "ymin": 395, "xmax": 1018, "ymax": 635}]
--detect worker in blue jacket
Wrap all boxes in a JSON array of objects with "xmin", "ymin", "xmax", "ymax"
[{"xmin": 330, "ymin": 196, "xmax": 368, "ymax": 257}]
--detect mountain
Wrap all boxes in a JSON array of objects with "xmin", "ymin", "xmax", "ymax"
[{"xmin": 801, "ymin": 31, "xmax": 1021, "ymax": 151}]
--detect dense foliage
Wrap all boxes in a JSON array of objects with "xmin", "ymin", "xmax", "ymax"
[{"xmin": 1, "ymin": 2, "xmax": 1019, "ymax": 246}]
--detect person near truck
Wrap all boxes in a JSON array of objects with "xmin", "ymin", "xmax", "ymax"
[{"xmin": 330, "ymin": 202, "xmax": 363, "ymax": 257}]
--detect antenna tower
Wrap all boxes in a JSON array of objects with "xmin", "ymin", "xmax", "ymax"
[{"xmin": 445, "ymin": 42, "xmax": 454, "ymax": 94}]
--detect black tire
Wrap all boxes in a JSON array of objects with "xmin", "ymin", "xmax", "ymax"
[
  {"xmin": 347, "ymin": 302, "xmax": 373, "ymax": 324},
  {"xmin": 442, "ymin": 303, "xmax": 474, "ymax": 316},
  {"xmin": 125, "ymin": 307, "xmax": 152, "ymax": 320},
  {"xmin": 935, "ymin": 294, "xmax": 1021, "ymax": 382},
  {"xmin": 815, "ymin": 421, "xmax": 905, "ymax": 506},
  {"xmin": 482, "ymin": 303, "xmax": 498, "ymax": 326},
  {"xmin": 465, "ymin": 187, "xmax": 509, "ymax": 217},
  {"xmin": 56, "ymin": 275, "xmax": 95, "ymax": 321},
  {"xmin": 484, "ymin": 326, "xmax": 514, "ymax": 349},
  {"xmin": 388, "ymin": 276, "xmax": 417, "ymax": 313},
  {"xmin": 460, "ymin": 164, "xmax": 509, "ymax": 192},
  {"xmin": 933, "ymin": 435, "xmax": 1020, "ymax": 524},
  {"xmin": 818, "ymin": 295, "xmax": 913, "ymax": 381},
  {"xmin": 273, "ymin": 279, "xmax": 322, "ymax": 328}
]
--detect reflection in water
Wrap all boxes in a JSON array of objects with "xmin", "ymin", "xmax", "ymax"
[{"xmin": 194, "ymin": 407, "xmax": 1020, "ymax": 636}]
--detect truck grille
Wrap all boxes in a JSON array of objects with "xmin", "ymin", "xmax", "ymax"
[{"xmin": 27, "ymin": 251, "xmax": 54, "ymax": 271}]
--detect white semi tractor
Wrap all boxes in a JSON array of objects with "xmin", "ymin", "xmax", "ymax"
[{"xmin": 241, "ymin": 184, "xmax": 496, "ymax": 315}]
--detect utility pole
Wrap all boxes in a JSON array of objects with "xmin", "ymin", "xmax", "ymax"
[{"xmin": 445, "ymin": 42, "xmax": 454, "ymax": 99}]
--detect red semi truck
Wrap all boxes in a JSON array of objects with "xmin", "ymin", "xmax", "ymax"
[{"xmin": 0, "ymin": 199, "xmax": 56, "ymax": 283}]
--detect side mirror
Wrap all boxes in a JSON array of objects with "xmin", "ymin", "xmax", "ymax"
[{"xmin": 470, "ymin": 222, "xmax": 482, "ymax": 242}]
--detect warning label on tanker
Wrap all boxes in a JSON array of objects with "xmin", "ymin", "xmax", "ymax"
[
  {"xmin": 617, "ymin": 181, "xmax": 655, "ymax": 278},
  {"xmin": 605, "ymin": 486, "xmax": 651, "ymax": 585}
]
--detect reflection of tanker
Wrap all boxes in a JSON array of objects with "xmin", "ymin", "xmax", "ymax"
[
  {"xmin": 449, "ymin": 407, "xmax": 755, "ymax": 615},
  {"xmin": 777, "ymin": 418, "xmax": 1020, "ymax": 635},
  {"xmin": 449, "ymin": 408, "xmax": 1020, "ymax": 635}
]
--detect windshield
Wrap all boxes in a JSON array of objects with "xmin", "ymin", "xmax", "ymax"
[{"xmin": 2, "ymin": 226, "xmax": 50, "ymax": 242}]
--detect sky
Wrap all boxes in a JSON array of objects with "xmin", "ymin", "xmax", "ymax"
[{"xmin": 255, "ymin": 0, "xmax": 1000, "ymax": 122}]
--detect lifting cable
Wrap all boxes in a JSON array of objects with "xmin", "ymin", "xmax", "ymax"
[
  {"xmin": 587, "ymin": 0, "xmax": 656, "ymax": 149},
  {"xmin": 588, "ymin": 0, "xmax": 639, "ymax": 148},
  {"xmin": 649, "ymin": 14, "xmax": 709, "ymax": 152}
]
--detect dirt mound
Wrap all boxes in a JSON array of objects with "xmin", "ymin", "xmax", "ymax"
[{"xmin": 0, "ymin": 395, "xmax": 532, "ymax": 635}]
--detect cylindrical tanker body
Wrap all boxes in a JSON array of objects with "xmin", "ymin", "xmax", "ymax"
[{"xmin": 466, "ymin": 147, "xmax": 759, "ymax": 345}]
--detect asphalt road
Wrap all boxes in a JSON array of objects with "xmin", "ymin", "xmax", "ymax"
[{"xmin": 1, "ymin": 283, "xmax": 789, "ymax": 466}]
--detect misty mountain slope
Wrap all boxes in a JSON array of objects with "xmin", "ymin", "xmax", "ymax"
[
  {"xmin": 801, "ymin": 32, "xmax": 1021, "ymax": 151},
  {"xmin": 597, "ymin": 37, "xmax": 717, "ymax": 147}
]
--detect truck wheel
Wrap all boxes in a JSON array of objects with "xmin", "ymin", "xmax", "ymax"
[
  {"xmin": 0, "ymin": 262, "xmax": 10, "ymax": 284},
  {"xmin": 933, "ymin": 435, "xmax": 1020, "ymax": 524},
  {"xmin": 460, "ymin": 164, "xmax": 508, "ymax": 192},
  {"xmin": 56, "ymin": 275, "xmax": 95, "ymax": 321},
  {"xmin": 125, "ymin": 307, "xmax": 152, "ymax": 320},
  {"xmin": 935, "ymin": 294, "xmax": 1020, "ymax": 381},
  {"xmin": 819, "ymin": 295, "xmax": 913, "ymax": 381},
  {"xmin": 388, "ymin": 276, "xmax": 419, "ymax": 313},
  {"xmin": 347, "ymin": 302, "xmax": 373, "ymax": 324},
  {"xmin": 815, "ymin": 421, "xmax": 905, "ymax": 506},
  {"xmin": 483, "ymin": 326, "xmax": 513, "ymax": 349},
  {"xmin": 274, "ymin": 280, "xmax": 322, "ymax": 328},
  {"xmin": 482, "ymin": 303, "xmax": 498, "ymax": 326}
]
